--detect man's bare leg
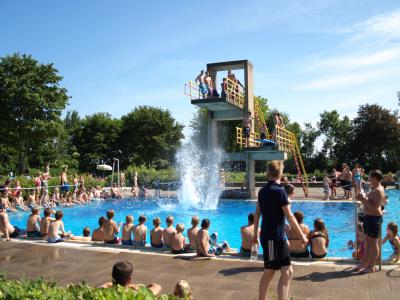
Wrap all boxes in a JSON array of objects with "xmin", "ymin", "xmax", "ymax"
[
  {"xmin": 259, "ymin": 269, "xmax": 275, "ymax": 300},
  {"xmin": 277, "ymin": 266, "xmax": 293, "ymax": 300},
  {"xmin": 365, "ymin": 237, "xmax": 379, "ymax": 272}
]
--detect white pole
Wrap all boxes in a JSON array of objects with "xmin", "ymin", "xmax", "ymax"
[
  {"xmin": 111, "ymin": 161, "xmax": 115, "ymax": 186},
  {"xmin": 117, "ymin": 159, "xmax": 120, "ymax": 189}
]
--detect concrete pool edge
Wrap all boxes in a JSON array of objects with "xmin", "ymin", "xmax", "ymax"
[{"xmin": 2, "ymin": 238, "xmax": 399, "ymax": 269}]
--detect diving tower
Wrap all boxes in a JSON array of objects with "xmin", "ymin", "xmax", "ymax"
[{"xmin": 185, "ymin": 59, "xmax": 308, "ymax": 198}]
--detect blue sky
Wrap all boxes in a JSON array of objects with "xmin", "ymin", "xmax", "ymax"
[{"xmin": 1, "ymin": 0, "xmax": 399, "ymax": 138}]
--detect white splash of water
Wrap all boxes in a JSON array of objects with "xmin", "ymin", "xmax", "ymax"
[{"xmin": 176, "ymin": 142, "xmax": 224, "ymax": 210}]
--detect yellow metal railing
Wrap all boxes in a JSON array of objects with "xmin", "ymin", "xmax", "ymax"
[
  {"xmin": 226, "ymin": 77, "xmax": 245, "ymax": 108},
  {"xmin": 236, "ymin": 127, "xmax": 261, "ymax": 147},
  {"xmin": 275, "ymin": 126, "xmax": 309, "ymax": 196},
  {"xmin": 254, "ymin": 97, "xmax": 271, "ymax": 139},
  {"xmin": 236, "ymin": 124, "xmax": 309, "ymax": 196},
  {"xmin": 184, "ymin": 81, "xmax": 201, "ymax": 99}
]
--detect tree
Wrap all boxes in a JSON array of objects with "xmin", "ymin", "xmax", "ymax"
[
  {"xmin": 73, "ymin": 113, "xmax": 121, "ymax": 172},
  {"xmin": 119, "ymin": 106, "xmax": 184, "ymax": 168},
  {"xmin": 300, "ymin": 123, "xmax": 320, "ymax": 161},
  {"xmin": 0, "ymin": 54, "xmax": 69, "ymax": 174},
  {"xmin": 189, "ymin": 108, "xmax": 208, "ymax": 149},
  {"xmin": 318, "ymin": 110, "xmax": 352, "ymax": 162},
  {"xmin": 349, "ymin": 104, "xmax": 400, "ymax": 171}
]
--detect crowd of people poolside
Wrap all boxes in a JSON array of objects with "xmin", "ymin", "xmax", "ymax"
[
  {"xmin": 0, "ymin": 165, "xmax": 150, "ymax": 212},
  {"xmin": 1, "ymin": 160, "xmax": 400, "ymax": 299}
]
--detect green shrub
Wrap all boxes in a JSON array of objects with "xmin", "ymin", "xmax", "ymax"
[
  {"xmin": 0, "ymin": 274, "xmax": 185, "ymax": 300},
  {"xmin": 124, "ymin": 166, "xmax": 178, "ymax": 187}
]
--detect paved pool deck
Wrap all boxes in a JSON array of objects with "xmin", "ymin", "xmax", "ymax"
[{"xmin": 1, "ymin": 240, "xmax": 399, "ymax": 300}]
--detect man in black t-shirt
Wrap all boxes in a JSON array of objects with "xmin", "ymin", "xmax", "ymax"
[{"xmin": 253, "ymin": 160, "xmax": 307, "ymax": 300}]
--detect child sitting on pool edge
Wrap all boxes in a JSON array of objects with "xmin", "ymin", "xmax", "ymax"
[
  {"xmin": 309, "ymin": 218, "xmax": 329, "ymax": 259},
  {"xmin": 171, "ymin": 223, "xmax": 187, "ymax": 254},
  {"xmin": 383, "ymin": 222, "xmax": 400, "ymax": 263},
  {"xmin": 133, "ymin": 215, "xmax": 147, "ymax": 247},
  {"xmin": 150, "ymin": 217, "xmax": 164, "ymax": 248},
  {"xmin": 163, "ymin": 216, "xmax": 176, "ymax": 248},
  {"xmin": 122, "ymin": 215, "xmax": 135, "ymax": 246}
]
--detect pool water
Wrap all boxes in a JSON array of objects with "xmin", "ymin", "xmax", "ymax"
[{"xmin": 9, "ymin": 190, "xmax": 400, "ymax": 259}]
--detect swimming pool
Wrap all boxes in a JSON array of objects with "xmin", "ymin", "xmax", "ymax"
[{"xmin": 9, "ymin": 190, "xmax": 400, "ymax": 259}]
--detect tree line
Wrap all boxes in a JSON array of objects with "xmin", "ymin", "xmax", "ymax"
[
  {"xmin": 1, "ymin": 53, "xmax": 399, "ymax": 177},
  {"xmin": 0, "ymin": 54, "xmax": 184, "ymax": 175}
]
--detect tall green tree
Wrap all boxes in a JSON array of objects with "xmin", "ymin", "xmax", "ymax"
[
  {"xmin": 0, "ymin": 54, "xmax": 69, "ymax": 174},
  {"xmin": 349, "ymin": 104, "xmax": 400, "ymax": 171},
  {"xmin": 318, "ymin": 110, "xmax": 352, "ymax": 162},
  {"xmin": 119, "ymin": 106, "xmax": 184, "ymax": 168},
  {"xmin": 73, "ymin": 113, "xmax": 121, "ymax": 172}
]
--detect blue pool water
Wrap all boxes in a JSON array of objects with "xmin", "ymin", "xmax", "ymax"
[{"xmin": 9, "ymin": 190, "xmax": 400, "ymax": 259}]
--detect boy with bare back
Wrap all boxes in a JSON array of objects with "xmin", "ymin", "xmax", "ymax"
[
  {"xmin": 104, "ymin": 209, "xmax": 122, "ymax": 244},
  {"xmin": 0, "ymin": 203, "xmax": 22, "ymax": 240},
  {"xmin": 122, "ymin": 215, "xmax": 135, "ymax": 245},
  {"xmin": 133, "ymin": 215, "xmax": 147, "ymax": 247},
  {"xmin": 40, "ymin": 208, "xmax": 54, "ymax": 237},
  {"xmin": 240, "ymin": 213, "xmax": 259, "ymax": 257},
  {"xmin": 171, "ymin": 223, "xmax": 186, "ymax": 254},
  {"xmin": 26, "ymin": 207, "xmax": 41, "ymax": 238},
  {"xmin": 187, "ymin": 216, "xmax": 199, "ymax": 251},
  {"xmin": 48, "ymin": 210, "xmax": 70, "ymax": 243},
  {"xmin": 163, "ymin": 216, "xmax": 176, "ymax": 248},
  {"xmin": 355, "ymin": 170, "xmax": 385, "ymax": 273},
  {"xmin": 150, "ymin": 217, "xmax": 164, "ymax": 248},
  {"xmin": 92, "ymin": 216, "xmax": 106, "ymax": 241},
  {"xmin": 99, "ymin": 261, "xmax": 161, "ymax": 296}
]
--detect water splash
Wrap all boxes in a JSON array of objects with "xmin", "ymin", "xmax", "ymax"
[{"xmin": 176, "ymin": 142, "xmax": 224, "ymax": 210}]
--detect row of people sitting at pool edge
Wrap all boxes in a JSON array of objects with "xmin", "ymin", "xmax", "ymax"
[
  {"xmin": 91, "ymin": 210, "xmax": 232, "ymax": 256},
  {"xmin": 240, "ymin": 184, "xmax": 329, "ymax": 259}
]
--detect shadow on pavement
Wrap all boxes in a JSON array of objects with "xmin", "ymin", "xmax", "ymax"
[
  {"xmin": 293, "ymin": 267, "xmax": 362, "ymax": 282},
  {"xmin": 218, "ymin": 266, "xmax": 264, "ymax": 276},
  {"xmin": 386, "ymin": 266, "xmax": 400, "ymax": 278}
]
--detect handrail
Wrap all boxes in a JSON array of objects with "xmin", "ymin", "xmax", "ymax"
[
  {"xmin": 254, "ymin": 97, "xmax": 271, "ymax": 139},
  {"xmin": 226, "ymin": 77, "xmax": 245, "ymax": 109},
  {"xmin": 184, "ymin": 81, "xmax": 201, "ymax": 99},
  {"xmin": 236, "ymin": 127, "xmax": 261, "ymax": 147}
]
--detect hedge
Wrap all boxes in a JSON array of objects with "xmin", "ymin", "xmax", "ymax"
[{"xmin": 0, "ymin": 274, "xmax": 186, "ymax": 300}]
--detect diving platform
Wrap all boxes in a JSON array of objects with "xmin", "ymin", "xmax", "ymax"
[
  {"xmin": 225, "ymin": 149, "xmax": 287, "ymax": 162},
  {"xmin": 191, "ymin": 96, "xmax": 242, "ymax": 112}
]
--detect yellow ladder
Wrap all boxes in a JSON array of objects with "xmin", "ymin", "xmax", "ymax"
[
  {"xmin": 275, "ymin": 126, "xmax": 309, "ymax": 197},
  {"xmin": 226, "ymin": 77, "xmax": 245, "ymax": 108},
  {"xmin": 254, "ymin": 97, "xmax": 270, "ymax": 139},
  {"xmin": 236, "ymin": 127, "xmax": 261, "ymax": 147}
]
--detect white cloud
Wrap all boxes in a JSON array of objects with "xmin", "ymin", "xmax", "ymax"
[{"xmin": 295, "ymin": 9, "xmax": 400, "ymax": 91}]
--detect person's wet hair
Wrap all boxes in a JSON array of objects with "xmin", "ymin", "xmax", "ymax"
[
  {"xmin": 284, "ymin": 184, "xmax": 295, "ymax": 196},
  {"xmin": 294, "ymin": 211, "xmax": 304, "ymax": 224},
  {"xmin": 314, "ymin": 218, "xmax": 326, "ymax": 232},
  {"xmin": 138, "ymin": 215, "xmax": 147, "ymax": 223},
  {"xmin": 267, "ymin": 160, "xmax": 283, "ymax": 179},
  {"xmin": 248, "ymin": 213, "xmax": 254, "ymax": 224},
  {"xmin": 166, "ymin": 216, "xmax": 174, "ymax": 226},
  {"xmin": 55, "ymin": 210, "xmax": 64, "ymax": 220},
  {"xmin": 31, "ymin": 207, "xmax": 39, "ymax": 214},
  {"xmin": 388, "ymin": 222, "xmax": 398, "ymax": 236},
  {"xmin": 369, "ymin": 169, "xmax": 383, "ymax": 182},
  {"xmin": 191, "ymin": 216, "xmax": 199, "ymax": 226},
  {"xmin": 44, "ymin": 208, "xmax": 51, "ymax": 217},
  {"xmin": 201, "ymin": 218, "xmax": 210, "ymax": 229},
  {"xmin": 107, "ymin": 209, "xmax": 115, "ymax": 219},
  {"xmin": 83, "ymin": 227, "xmax": 91, "ymax": 237},
  {"xmin": 98, "ymin": 216, "xmax": 106, "ymax": 227},
  {"xmin": 112, "ymin": 261, "xmax": 133, "ymax": 286},
  {"xmin": 153, "ymin": 217, "xmax": 161, "ymax": 226}
]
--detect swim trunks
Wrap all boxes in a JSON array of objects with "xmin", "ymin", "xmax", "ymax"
[
  {"xmin": 260, "ymin": 133, "xmax": 267, "ymax": 140},
  {"xmin": 122, "ymin": 239, "xmax": 133, "ymax": 246},
  {"xmin": 48, "ymin": 236, "xmax": 63, "ymax": 243},
  {"xmin": 151, "ymin": 242, "xmax": 164, "ymax": 248},
  {"xmin": 105, "ymin": 237, "xmax": 119, "ymax": 244},
  {"xmin": 363, "ymin": 215, "xmax": 383, "ymax": 239},
  {"xmin": 27, "ymin": 230, "xmax": 42, "ymax": 238},
  {"xmin": 240, "ymin": 247, "xmax": 251, "ymax": 257},
  {"xmin": 172, "ymin": 248, "xmax": 185, "ymax": 254},
  {"xmin": 311, "ymin": 251, "xmax": 326, "ymax": 259},
  {"xmin": 290, "ymin": 249, "xmax": 310, "ymax": 258},
  {"xmin": 133, "ymin": 241, "xmax": 146, "ymax": 247},
  {"xmin": 261, "ymin": 239, "xmax": 291, "ymax": 270},
  {"xmin": 199, "ymin": 83, "xmax": 208, "ymax": 96},
  {"xmin": 243, "ymin": 127, "xmax": 251, "ymax": 138}
]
